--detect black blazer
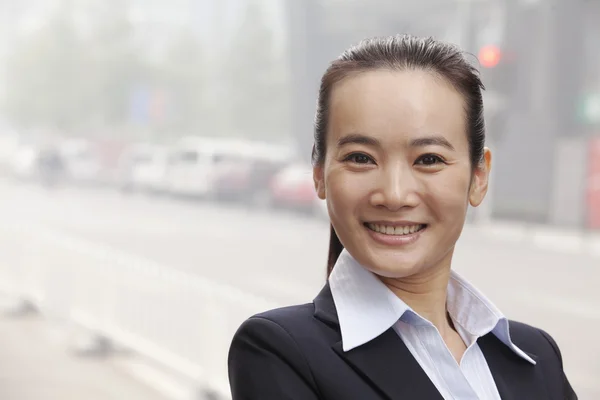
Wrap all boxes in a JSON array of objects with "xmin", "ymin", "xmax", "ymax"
[{"xmin": 228, "ymin": 284, "xmax": 577, "ymax": 399}]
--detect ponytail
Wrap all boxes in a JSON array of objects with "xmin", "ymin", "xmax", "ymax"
[{"xmin": 326, "ymin": 224, "xmax": 344, "ymax": 278}]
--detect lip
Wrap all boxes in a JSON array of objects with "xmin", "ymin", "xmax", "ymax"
[{"xmin": 364, "ymin": 223, "xmax": 427, "ymax": 246}]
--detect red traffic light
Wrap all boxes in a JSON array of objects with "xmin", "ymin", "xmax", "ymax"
[{"xmin": 478, "ymin": 45, "xmax": 502, "ymax": 68}]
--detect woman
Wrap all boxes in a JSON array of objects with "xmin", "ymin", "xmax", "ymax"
[{"xmin": 228, "ymin": 35, "xmax": 577, "ymax": 400}]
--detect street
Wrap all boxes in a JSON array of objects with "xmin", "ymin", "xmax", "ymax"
[
  {"xmin": 0, "ymin": 301, "xmax": 174, "ymax": 400},
  {"xmin": 0, "ymin": 178, "xmax": 598, "ymax": 399}
]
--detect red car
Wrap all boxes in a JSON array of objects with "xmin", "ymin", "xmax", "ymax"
[{"xmin": 269, "ymin": 163, "xmax": 327, "ymax": 218}]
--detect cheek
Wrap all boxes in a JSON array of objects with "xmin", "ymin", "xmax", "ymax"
[
  {"xmin": 325, "ymin": 168, "xmax": 364, "ymax": 218},
  {"xmin": 423, "ymin": 174, "xmax": 471, "ymax": 219}
]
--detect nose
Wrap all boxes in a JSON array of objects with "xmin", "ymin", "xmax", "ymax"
[{"xmin": 369, "ymin": 164, "xmax": 420, "ymax": 211}]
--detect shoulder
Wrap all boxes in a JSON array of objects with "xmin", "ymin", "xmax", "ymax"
[
  {"xmin": 234, "ymin": 303, "xmax": 316, "ymax": 340},
  {"xmin": 229, "ymin": 301, "xmax": 334, "ymax": 367},
  {"xmin": 255, "ymin": 303, "xmax": 316, "ymax": 327},
  {"xmin": 508, "ymin": 320, "xmax": 578, "ymax": 398},
  {"xmin": 508, "ymin": 320, "xmax": 565, "ymax": 364},
  {"xmin": 229, "ymin": 303, "xmax": 318, "ymax": 357},
  {"xmin": 227, "ymin": 304, "xmax": 323, "ymax": 397}
]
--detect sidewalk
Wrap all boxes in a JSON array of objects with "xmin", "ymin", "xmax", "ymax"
[
  {"xmin": 0, "ymin": 307, "xmax": 173, "ymax": 400},
  {"xmin": 464, "ymin": 220, "xmax": 600, "ymax": 258}
]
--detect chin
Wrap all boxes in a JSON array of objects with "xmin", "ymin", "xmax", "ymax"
[
  {"xmin": 370, "ymin": 264, "xmax": 422, "ymax": 279},
  {"xmin": 360, "ymin": 251, "xmax": 424, "ymax": 279}
]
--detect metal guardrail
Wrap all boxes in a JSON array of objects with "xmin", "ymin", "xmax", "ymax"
[{"xmin": 0, "ymin": 221, "xmax": 278, "ymax": 399}]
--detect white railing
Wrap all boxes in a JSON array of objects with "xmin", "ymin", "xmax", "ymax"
[{"xmin": 0, "ymin": 220, "xmax": 279, "ymax": 399}]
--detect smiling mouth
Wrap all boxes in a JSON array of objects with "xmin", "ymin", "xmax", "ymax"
[{"xmin": 364, "ymin": 223, "xmax": 427, "ymax": 236}]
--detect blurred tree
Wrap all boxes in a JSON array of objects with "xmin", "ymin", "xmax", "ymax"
[
  {"xmin": 2, "ymin": 6, "xmax": 90, "ymax": 133},
  {"xmin": 85, "ymin": 1, "xmax": 148, "ymax": 132},
  {"xmin": 156, "ymin": 29, "xmax": 208, "ymax": 136},
  {"xmin": 221, "ymin": 1, "xmax": 291, "ymax": 142},
  {"xmin": 2, "ymin": 0, "xmax": 154, "ymax": 138}
]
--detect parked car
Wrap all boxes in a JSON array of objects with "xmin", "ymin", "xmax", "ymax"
[
  {"xmin": 59, "ymin": 139, "xmax": 102, "ymax": 186},
  {"xmin": 36, "ymin": 146, "xmax": 66, "ymax": 187},
  {"xmin": 167, "ymin": 137, "xmax": 257, "ymax": 199},
  {"xmin": 0, "ymin": 132, "xmax": 21, "ymax": 175},
  {"xmin": 268, "ymin": 163, "xmax": 326, "ymax": 217},
  {"xmin": 212, "ymin": 142, "xmax": 295, "ymax": 206},
  {"xmin": 9, "ymin": 145, "xmax": 39, "ymax": 182},
  {"xmin": 117, "ymin": 144, "xmax": 170, "ymax": 193}
]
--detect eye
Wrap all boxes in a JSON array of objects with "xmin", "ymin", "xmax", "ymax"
[
  {"xmin": 344, "ymin": 152, "xmax": 374, "ymax": 165},
  {"xmin": 415, "ymin": 154, "xmax": 446, "ymax": 166}
]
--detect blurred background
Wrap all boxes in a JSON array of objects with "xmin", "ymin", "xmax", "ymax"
[{"xmin": 0, "ymin": 0, "xmax": 598, "ymax": 399}]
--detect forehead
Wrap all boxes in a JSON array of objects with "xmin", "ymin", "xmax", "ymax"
[{"xmin": 328, "ymin": 69, "xmax": 468, "ymax": 147}]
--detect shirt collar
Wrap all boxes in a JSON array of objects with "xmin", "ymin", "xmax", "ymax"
[{"xmin": 328, "ymin": 249, "xmax": 536, "ymax": 365}]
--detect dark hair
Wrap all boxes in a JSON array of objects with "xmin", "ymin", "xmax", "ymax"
[{"xmin": 311, "ymin": 34, "xmax": 487, "ymax": 278}]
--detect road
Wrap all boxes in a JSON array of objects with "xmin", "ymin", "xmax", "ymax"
[
  {"xmin": 0, "ymin": 300, "xmax": 174, "ymax": 400},
  {"xmin": 0, "ymin": 178, "xmax": 598, "ymax": 399}
]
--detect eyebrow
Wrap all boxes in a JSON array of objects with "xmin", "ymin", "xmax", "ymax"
[
  {"xmin": 410, "ymin": 136, "xmax": 455, "ymax": 151},
  {"xmin": 337, "ymin": 133, "xmax": 382, "ymax": 148},
  {"xmin": 337, "ymin": 133, "xmax": 455, "ymax": 151}
]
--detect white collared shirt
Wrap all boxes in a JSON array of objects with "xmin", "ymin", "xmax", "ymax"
[{"xmin": 329, "ymin": 249, "xmax": 535, "ymax": 400}]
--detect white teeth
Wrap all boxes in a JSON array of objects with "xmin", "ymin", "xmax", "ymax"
[{"xmin": 368, "ymin": 223, "xmax": 424, "ymax": 236}]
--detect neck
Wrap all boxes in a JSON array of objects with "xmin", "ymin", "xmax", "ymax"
[{"xmin": 379, "ymin": 262, "xmax": 454, "ymax": 335}]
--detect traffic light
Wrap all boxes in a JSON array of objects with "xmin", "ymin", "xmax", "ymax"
[
  {"xmin": 477, "ymin": 44, "xmax": 518, "ymax": 143},
  {"xmin": 477, "ymin": 44, "xmax": 516, "ymax": 92},
  {"xmin": 478, "ymin": 45, "xmax": 501, "ymax": 69}
]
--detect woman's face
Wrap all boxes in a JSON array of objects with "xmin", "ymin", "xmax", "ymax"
[{"xmin": 314, "ymin": 69, "xmax": 491, "ymax": 279}]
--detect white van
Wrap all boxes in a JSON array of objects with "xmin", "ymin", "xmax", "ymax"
[
  {"xmin": 59, "ymin": 139, "xmax": 102, "ymax": 185},
  {"xmin": 166, "ymin": 137, "xmax": 249, "ymax": 198},
  {"xmin": 118, "ymin": 143, "xmax": 170, "ymax": 193}
]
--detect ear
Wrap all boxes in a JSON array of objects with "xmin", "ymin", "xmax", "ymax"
[
  {"xmin": 313, "ymin": 163, "xmax": 326, "ymax": 200},
  {"xmin": 469, "ymin": 147, "xmax": 492, "ymax": 207}
]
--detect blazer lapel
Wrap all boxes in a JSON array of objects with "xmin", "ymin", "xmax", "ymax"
[
  {"xmin": 314, "ymin": 284, "xmax": 443, "ymax": 400},
  {"xmin": 478, "ymin": 332, "xmax": 548, "ymax": 400},
  {"xmin": 332, "ymin": 329, "xmax": 443, "ymax": 400}
]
